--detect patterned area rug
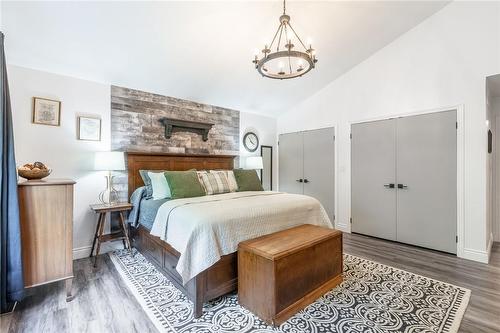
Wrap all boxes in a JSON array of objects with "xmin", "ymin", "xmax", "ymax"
[{"xmin": 110, "ymin": 249, "xmax": 470, "ymax": 333}]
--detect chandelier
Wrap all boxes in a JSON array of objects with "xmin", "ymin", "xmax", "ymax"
[{"xmin": 252, "ymin": 0, "xmax": 317, "ymax": 79}]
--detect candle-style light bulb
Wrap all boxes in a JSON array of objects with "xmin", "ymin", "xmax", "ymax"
[{"xmin": 278, "ymin": 61, "xmax": 285, "ymax": 75}]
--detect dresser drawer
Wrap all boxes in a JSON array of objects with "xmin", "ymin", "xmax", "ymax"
[{"xmin": 163, "ymin": 247, "xmax": 183, "ymax": 285}]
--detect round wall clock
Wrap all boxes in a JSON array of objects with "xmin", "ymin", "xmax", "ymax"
[{"xmin": 243, "ymin": 132, "xmax": 259, "ymax": 152}]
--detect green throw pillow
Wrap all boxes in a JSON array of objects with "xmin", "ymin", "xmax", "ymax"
[
  {"xmin": 233, "ymin": 169, "xmax": 264, "ymax": 191},
  {"xmin": 164, "ymin": 170, "xmax": 206, "ymax": 199}
]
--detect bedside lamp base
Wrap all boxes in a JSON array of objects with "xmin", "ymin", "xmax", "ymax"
[{"xmin": 98, "ymin": 172, "xmax": 119, "ymax": 205}]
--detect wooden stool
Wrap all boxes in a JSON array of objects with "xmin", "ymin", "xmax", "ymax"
[{"xmin": 89, "ymin": 203, "xmax": 133, "ymax": 267}]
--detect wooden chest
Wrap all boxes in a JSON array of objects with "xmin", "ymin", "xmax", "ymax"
[{"xmin": 238, "ymin": 224, "xmax": 343, "ymax": 326}]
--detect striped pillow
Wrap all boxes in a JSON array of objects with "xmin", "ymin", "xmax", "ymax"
[
  {"xmin": 210, "ymin": 170, "xmax": 238, "ymax": 192},
  {"xmin": 197, "ymin": 171, "xmax": 231, "ymax": 195}
]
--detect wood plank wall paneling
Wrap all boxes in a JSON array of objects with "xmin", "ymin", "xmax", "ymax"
[{"xmin": 110, "ymin": 86, "xmax": 240, "ymax": 201}]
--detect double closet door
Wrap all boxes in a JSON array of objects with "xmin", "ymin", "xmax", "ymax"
[
  {"xmin": 279, "ymin": 127, "xmax": 335, "ymax": 222},
  {"xmin": 351, "ymin": 110, "xmax": 457, "ymax": 254}
]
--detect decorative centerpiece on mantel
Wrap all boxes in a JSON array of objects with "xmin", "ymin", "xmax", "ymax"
[{"xmin": 159, "ymin": 117, "xmax": 214, "ymax": 141}]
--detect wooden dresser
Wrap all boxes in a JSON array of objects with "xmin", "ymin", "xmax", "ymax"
[
  {"xmin": 238, "ymin": 224, "xmax": 343, "ymax": 326},
  {"xmin": 18, "ymin": 179, "xmax": 76, "ymax": 301}
]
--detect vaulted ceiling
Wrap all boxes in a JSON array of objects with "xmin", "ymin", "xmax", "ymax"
[{"xmin": 2, "ymin": 1, "xmax": 449, "ymax": 116}]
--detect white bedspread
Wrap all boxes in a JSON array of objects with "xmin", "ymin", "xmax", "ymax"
[{"xmin": 150, "ymin": 191, "xmax": 333, "ymax": 284}]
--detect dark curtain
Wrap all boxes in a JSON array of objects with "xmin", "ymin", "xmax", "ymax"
[{"xmin": 0, "ymin": 32, "xmax": 24, "ymax": 313}]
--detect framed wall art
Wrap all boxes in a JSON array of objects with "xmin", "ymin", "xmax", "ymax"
[
  {"xmin": 77, "ymin": 116, "xmax": 101, "ymax": 141},
  {"xmin": 32, "ymin": 97, "xmax": 61, "ymax": 126}
]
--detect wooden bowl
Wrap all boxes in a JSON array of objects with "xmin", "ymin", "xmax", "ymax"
[{"xmin": 18, "ymin": 168, "xmax": 52, "ymax": 180}]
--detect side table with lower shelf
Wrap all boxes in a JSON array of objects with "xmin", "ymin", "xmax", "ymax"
[{"xmin": 89, "ymin": 203, "xmax": 133, "ymax": 266}]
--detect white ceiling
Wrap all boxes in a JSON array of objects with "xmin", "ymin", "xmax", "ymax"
[{"xmin": 2, "ymin": 1, "xmax": 449, "ymax": 116}]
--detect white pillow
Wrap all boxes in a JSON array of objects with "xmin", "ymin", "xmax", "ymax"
[
  {"xmin": 148, "ymin": 172, "xmax": 171, "ymax": 200},
  {"xmin": 210, "ymin": 170, "xmax": 238, "ymax": 192}
]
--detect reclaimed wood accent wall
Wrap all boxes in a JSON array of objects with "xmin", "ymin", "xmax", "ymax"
[
  {"xmin": 111, "ymin": 86, "xmax": 240, "ymax": 154},
  {"xmin": 110, "ymin": 85, "xmax": 240, "ymax": 201}
]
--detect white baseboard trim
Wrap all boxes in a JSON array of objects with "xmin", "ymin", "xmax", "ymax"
[
  {"xmin": 73, "ymin": 243, "xmax": 123, "ymax": 260},
  {"xmin": 461, "ymin": 247, "xmax": 489, "ymax": 263},
  {"xmin": 487, "ymin": 233, "xmax": 494, "ymax": 261},
  {"xmin": 335, "ymin": 223, "xmax": 350, "ymax": 233}
]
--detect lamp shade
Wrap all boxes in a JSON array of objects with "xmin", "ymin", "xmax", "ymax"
[
  {"xmin": 246, "ymin": 156, "xmax": 263, "ymax": 170},
  {"xmin": 94, "ymin": 151, "xmax": 125, "ymax": 171}
]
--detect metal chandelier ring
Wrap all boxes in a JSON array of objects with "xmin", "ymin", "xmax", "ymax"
[{"xmin": 255, "ymin": 50, "xmax": 316, "ymax": 80}]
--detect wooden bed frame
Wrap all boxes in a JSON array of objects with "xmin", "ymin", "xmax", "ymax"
[{"xmin": 127, "ymin": 152, "xmax": 238, "ymax": 318}]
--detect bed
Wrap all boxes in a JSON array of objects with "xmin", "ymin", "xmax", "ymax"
[{"xmin": 127, "ymin": 152, "xmax": 332, "ymax": 318}]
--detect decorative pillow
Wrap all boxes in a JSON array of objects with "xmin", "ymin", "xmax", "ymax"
[
  {"xmin": 148, "ymin": 171, "xmax": 171, "ymax": 200},
  {"xmin": 164, "ymin": 170, "xmax": 206, "ymax": 199},
  {"xmin": 233, "ymin": 169, "xmax": 264, "ymax": 192},
  {"xmin": 139, "ymin": 170, "xmax": 166, "ymax": 199},
  {"xmin": 198, "ymin": 171, "xmax": 231, "ymax": 195},
  {"xmin": 210, "ymin": 170, "xmax": 238, "ymax": 192},
  {"xmin": 196, "ymin": 171, "xmax": 207, "ymax": 192}
]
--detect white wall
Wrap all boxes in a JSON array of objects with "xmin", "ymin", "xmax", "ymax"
[
  {"xmin": 8, "ymin": 65, "xmax": 111, "ymax": 259},
  {"xmin": 278, "ymin": 2, "xmax": 500, "ymax": 263},
  {"xmin": 240, "ymin": 112, "xmax": 278, "ymax": 190}
]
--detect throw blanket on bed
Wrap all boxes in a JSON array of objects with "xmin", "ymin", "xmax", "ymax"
[{"xmin": 150, "ymin": 191, "xmax": 333, "ymax": 284}]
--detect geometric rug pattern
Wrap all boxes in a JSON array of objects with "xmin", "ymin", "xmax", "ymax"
[{"xmin": 110, "ymin": 249, "xmax": 470, "ymax": 333}]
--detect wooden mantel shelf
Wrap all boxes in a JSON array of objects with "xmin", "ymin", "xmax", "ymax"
[{"xmin": 159, "ymin": 117, "xmax": 214, "ymax": 141}]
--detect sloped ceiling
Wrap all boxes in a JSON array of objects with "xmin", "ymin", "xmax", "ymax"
[{"xmin": 2, "ymin": 1, "xmax": 449, "ymax": 116}]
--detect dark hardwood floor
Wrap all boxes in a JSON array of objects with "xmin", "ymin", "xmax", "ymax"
[
  {"xmin": 2, "ymin": 234, "xmax": 499, "ymax": 333},
  {"xmin": 1, "ymin": 255, "xmax": 159, "ymax": 333}
]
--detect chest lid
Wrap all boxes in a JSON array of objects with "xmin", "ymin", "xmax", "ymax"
[{"xmin": 239, "ymin": 224, "xmax": 341, "ymax": 261}]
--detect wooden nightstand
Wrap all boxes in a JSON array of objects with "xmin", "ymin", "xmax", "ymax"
[{"xmin": 89, "ymin": 202, "xmax": 133, "ymax": 267}]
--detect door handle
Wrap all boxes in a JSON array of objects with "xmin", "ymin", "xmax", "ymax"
[
  {"xmin": 296, "ymin": 179, "xmax": 303, "ymax": 183},
  {"xmin": 383, "ymin": 183, "xmax": 395, "ymax": 188},
  {"xmin": 397, "ymin": 184, "xmax": 408, "ymax": 189},
  {"xmin": 303, "ymin": 179, "xmax": 309, "ymax": 183}
]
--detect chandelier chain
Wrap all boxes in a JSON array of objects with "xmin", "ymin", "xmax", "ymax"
[
  {"xmin": 288, "ymin": 23, "xmax": 308, "ymax": 51},
  {"xmin": 269, "ymin": 23, "xmax": 282, "ymax": 52},
  {"xmin": 277, "ymin": 24, "xmax": 284, "ymax": 52}
]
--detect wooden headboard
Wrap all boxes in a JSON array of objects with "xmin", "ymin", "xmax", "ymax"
[{"xmin": 127, "ymin": 152, "xmax": 236, "ymax": 197}]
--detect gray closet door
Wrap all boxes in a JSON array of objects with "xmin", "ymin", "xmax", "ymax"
[
  {"xmin": 279, "ymin": 132, "xmax": 304, "ymax": 194},
  {"xmin": 303, "ymin": 128, "xmax": 335, "ymax": 222},
  {"xmin": 396, "ymin": 111, "xmax": 457, "ymax": 253},
  {"xmin": 351, "ymin": 119, "xmax": 397, "ymax": 240}
]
